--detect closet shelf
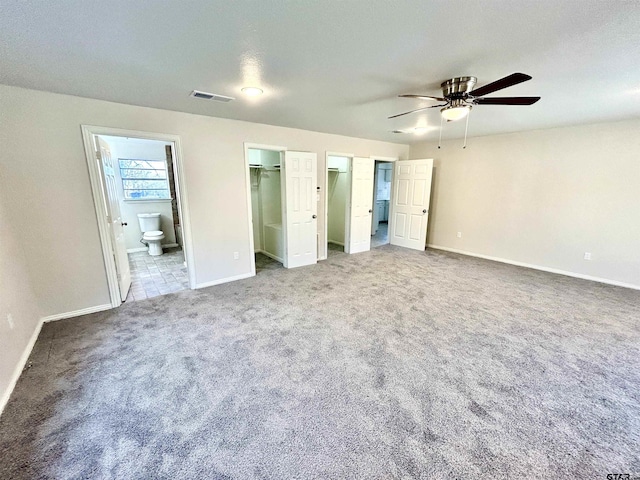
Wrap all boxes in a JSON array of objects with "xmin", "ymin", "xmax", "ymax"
[
  {"xmin": 328, "ymin": 168, "xmax": 340, "ymax": 172},
  {"xmin": 249, "ymin": 164, "xmax": 263, "ymax": 169}
]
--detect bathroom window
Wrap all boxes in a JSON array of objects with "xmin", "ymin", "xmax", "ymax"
[{"xmin": 119, "ymin": 159, "xmax": 171, "ymax": 200}]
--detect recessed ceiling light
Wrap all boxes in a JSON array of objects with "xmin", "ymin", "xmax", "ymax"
[{"xmin": 241, "ymin": 87, "xmax": 263, "ymax": 96}]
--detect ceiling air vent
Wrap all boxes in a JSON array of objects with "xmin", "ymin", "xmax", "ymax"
[{"xmin": 190, "ymin": 90, "xmax": 235, "ymax": 102}]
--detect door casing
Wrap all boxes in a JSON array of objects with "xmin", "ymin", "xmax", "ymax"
[{"xmin": 81, "ymin": 125, "xmax": 195, "ymax": 307}]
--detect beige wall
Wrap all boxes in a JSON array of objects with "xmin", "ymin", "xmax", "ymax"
[
  {"xmin": 327, "ymin": 156, "xmax": 350, "ymax": 245},
  {"xmin": 0, "ymin": 84, "xmax": 408, "ymax": 318},
  {"xmin": 0, "ymin": 188, "xmax": 41, "ymax": 410},
  {"xmin": 411, "ymin": 119, "xmax": 640, "ymax": 288}
]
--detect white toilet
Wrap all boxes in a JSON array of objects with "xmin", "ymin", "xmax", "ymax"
[{"xmin": 137, "ymin": 213, "xmax": 165, "ymax": 256}]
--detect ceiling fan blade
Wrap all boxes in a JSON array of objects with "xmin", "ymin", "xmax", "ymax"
[
  {"xmin": 473, "ymin": 96, "xmax": 540, "ymax": 105},
  {"xmin": 399, "ymin": 94, "xmax": 446, "ymax": 101},
  {"xmin": 388, "ymin": 104, "xmax": 447, "ymax": 119},
  {"xmin": 469, "ymin": 73, "xmax": 532, "ymax": 97}
]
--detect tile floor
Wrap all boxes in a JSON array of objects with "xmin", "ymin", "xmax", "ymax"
[
  {"xmin": 371, "ymin": 222, "xmax": 388, "ymax": 248},
  {"xmin": 124, "ymin": 247, "xmax": 189, "ymax": 302}
]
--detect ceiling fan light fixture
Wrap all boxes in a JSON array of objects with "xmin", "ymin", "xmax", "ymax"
[{"xmin": 441, "ymin": 105, "xmax": 471, "ymax": 122}]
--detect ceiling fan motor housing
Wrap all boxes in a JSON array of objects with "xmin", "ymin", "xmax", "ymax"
[{"xmin": 441, "ymin": 76, "xmax": 477, "ymax": 98}]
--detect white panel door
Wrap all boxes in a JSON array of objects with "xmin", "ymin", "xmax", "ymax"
[
  {"xmin": 347, "ymin": 157, "xmax": 375, "ymax": 254},
  {"xmin": 95, "ymin": 136, "xmax": 131, "ymax": 301},
  {"xmin": 283, "ymin": 151, "xmax": 317, "ymax": 268},
  {"xmin": 390, "ymin": 159, "xmax": 433, "ymax": 250}
]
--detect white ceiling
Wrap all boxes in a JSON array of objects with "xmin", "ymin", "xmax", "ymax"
[{"xmin": 1, "ymin": 1, "xmax": 639, "ymax": 143}]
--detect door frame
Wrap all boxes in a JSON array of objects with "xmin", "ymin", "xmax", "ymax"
[
  {"xmin": 324, "ymin": 152, "xmax": 354, "ymax": 259},
  {"xmin": 243, "ymin": 143, "xmax": 287, "ymax": 276},
  {"xmin": 81, "ymin": 125, "xmax": 195, "ymax": 307},
  {"xmin": 370, "ymin": 156, "xmax": 398, "ymax": 247}
]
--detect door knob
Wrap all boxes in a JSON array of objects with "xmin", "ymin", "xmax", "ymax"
[
  {"xmin": 121, "ymin": 222, "xmax": 128, "ymax": 226},
  {"xmin": 368, "ymin": 209, "xmax": 373, "ymax": 213},
  {"xmin": 312, "ymin": 215, "xmax": 317, "ymax": 219},
  {"xmin": 422, "ymin": 209, "xmax": 427, "ymax": 214}
]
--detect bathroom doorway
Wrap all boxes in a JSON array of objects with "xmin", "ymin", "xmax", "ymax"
[{"xmin": 82, "ymin": 126, "xmax": 194, "ymax": 307}]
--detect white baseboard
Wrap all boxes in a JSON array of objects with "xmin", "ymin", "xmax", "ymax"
[
  {"xmin": 255, "ymin": 249, "xmax": 283, "ymax": 263},
  {"xmin": 195, "ymin": 272, "xmax": 254, "ymax": 289},
  {"xmin": 427, "ymin": 244, "xmax": 640, "ymax": 291},
  {"xmin": 1, "ymin": 302, "xmax": 115, "ymax": 416},
  {"xmin": 0, "ymin": 318, "xmax": 44, "ymax": 416},
  {"xmin": 41, "ymin": 304, "xmax": 113, "ymax": 323},
  {"xmin": 259, "ymin": 250, "xmax": 283, "ymax": 263},
  {"xmin": 127, "ymin": 243, "xmax": 179, "ymax": 253}
]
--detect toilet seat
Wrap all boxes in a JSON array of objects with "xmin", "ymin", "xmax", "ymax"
[{"xmin": 143, "ymin": 230, "xmax": 165, "ymax": 240}]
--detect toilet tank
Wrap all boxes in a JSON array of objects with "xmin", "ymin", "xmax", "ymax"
[{"xmin": 137, "ymin": 213, "xmax": 161, "ymax": 232}]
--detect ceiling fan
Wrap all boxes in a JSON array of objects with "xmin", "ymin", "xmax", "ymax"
[{"xmin": 389, "ymin": 72, "xmax": 540, "ymax": 121}]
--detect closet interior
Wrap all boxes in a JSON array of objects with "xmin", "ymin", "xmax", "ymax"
[
  {"xmin": 249, "ymin": 148, "xmax": 284, "ymax": 264},
  {"xmin": 326, "ymin": 155, "xmax": 350, "ymax": 252}
]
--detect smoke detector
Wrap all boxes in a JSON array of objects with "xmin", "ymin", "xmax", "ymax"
[{"xmin": 190, "ymin": 90, "xmax": 235, "ymax": 102}]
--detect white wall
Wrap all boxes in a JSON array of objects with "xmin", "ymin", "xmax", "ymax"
[
  {"xmin": 250, "ymin": 174, "xmax": 263, "ymax": 251},
  {"xmin": 0, "ymin": 84, "xmax": 409, "ymax": 319},
  {"xmin": 0, "ymin": 187, "xmax": 42, "ymax": 412},
  {"xmin": 100, "ymin": 136, "xmax": 177, "ymax": 249},
  {"xmin": 259, "ymin": 169, "xmax": 284, "ymax": 260},
  {"xmin": 260, "ymin": 170, "xmax": 282, "ymax": 228},
  {"xmin": 327, "ymin": 156, "xmax": 350, "ymax": 245},
  {"xmin": 410, "ymin": 119, "xmax": 640, "ymax": 288}
]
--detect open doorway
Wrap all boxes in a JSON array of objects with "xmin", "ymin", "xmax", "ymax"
[
  {"xmin": 371, "ymin": 160, "xmax": 393, "ymax": 248},
  {"xmin": 246, "ymin": 145, "xmax": 286, "ymax": 274},
  {"xmin": 82, "ymin": 126, "xmax": 193, "ymax": 307},
  {"xmin": 98, "ymin": 135, "xmax": 188, "ymax": 302},
  {"xmin": 326, "ymin": 154, "xmax": 351, "ymax": 257},
  {"xmin": 245, "ymin": 144, "xmax": 318, "ymax": 274}
]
